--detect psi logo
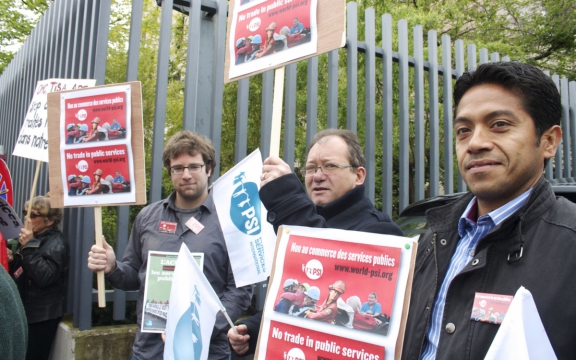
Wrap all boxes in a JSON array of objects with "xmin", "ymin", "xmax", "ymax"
[{"xmin": 230, "ymin": 172, "xmax": 261, "ymax": 235}]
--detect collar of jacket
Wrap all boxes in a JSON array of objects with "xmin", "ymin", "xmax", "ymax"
[
  {"xmin": 316, "ymin": 184, "xmax": 366, "ymax": 221},
  {"xmin": 425, "ymin": 176, "xmax": 556, "ymax": 263}
]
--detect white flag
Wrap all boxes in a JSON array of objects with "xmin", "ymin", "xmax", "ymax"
[
  {"xmin": 212, "ymin": 149, "xmax": 275, "ymax": 286},
  {"xmin": 484, "ymin": 286, "xmax": 557, "ymax": 360},
  {"xmin": 164, "ymin": 245, "xmax": 222, "ymax": 360}
]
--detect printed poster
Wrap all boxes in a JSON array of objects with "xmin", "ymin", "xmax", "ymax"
[
  {"xmin": 256, "ymin": 226, "xmax": 416, "ymax": 360},
  {"xmin": 228, "ymin": 0, "xmax": 318, "ymax": 79},
  {"xmin": 142, "ymin": 251, "xmax": 204, "ymax": 333},
  {"xmin": 13, "ymin": 79, "xmax": 96, "ymax": 162},
  {"xmin": 212, "ymin": 149, "xmax": 276, "ymax": 287},
  {"xmin": 58, "ymin": 84, "xmax": 136, "ymax": 206}
]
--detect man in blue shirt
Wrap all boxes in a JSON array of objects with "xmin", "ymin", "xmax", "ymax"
[
  {"xmin": 113, "ymin": 171, "xmax": 125, "ymax": 183},
  {"xmin": 402, "ymin": 62, "xmax": 576, "ymax": 360},
  {"xmin": 289, "ymin": 18, "xmax": 303, "ymax": 35},
  {"xmin": 110, "ymin": 118, "xmax": 121, "ymax": 130}
]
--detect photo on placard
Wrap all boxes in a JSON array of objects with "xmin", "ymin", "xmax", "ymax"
[{"xmin": 228, "ymin": 0, "xmax": 318, "ymax": 79}]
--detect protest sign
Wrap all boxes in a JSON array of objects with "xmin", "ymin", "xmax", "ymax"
[
  {"xmin": 164, "ymin": 245, "xmax": 224, "ymax": 360},
  {"xmin": 13, "ymin": 79, "xmax": 96, "ymax": 162},
  {"xmin": 225, "ymin": 0, "xmax": 345, "ymax": 82},
  {"xmin": 142, "ymin": 251, "xmax": 204, "ymax": 333},
  {"xmin": 256, "ymin": 226, "xmax": 417, "ymax": 360},
  {"xmin": 46, "ymin": 82, "xmax": 146, "ymax": 207},
  {"xmin": 0, "ymin": 159, "xmax": 13, "ymax": 207},
  {"xmin": 0, "ymin": 197, "xmax": 23, "ymax": 239},
  {"xmin": 212, "ymin": 149, "xmax": 275, "ymax": 286}
]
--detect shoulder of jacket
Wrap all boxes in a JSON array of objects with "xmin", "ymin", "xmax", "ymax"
[{"xmin": 540, "ymin": 197, "xmax": 576, "ymax": 233}]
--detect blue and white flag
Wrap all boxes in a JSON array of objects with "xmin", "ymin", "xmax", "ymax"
[
  {"xmin": 212, "ymin": 149, "xmax": 275, "ymax": 286},
  {"xmin": 164, "ymin": 245, "xmax": 222, "ymax": 360}
]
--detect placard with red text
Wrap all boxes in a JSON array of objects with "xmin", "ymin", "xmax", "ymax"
[
  {"xmin": 57, "ymin": 84, "xmax": 135, "ymax": 206},
  {"xmin": 256, "ymin": 226, "xmax": 417, "ymax": 360}
]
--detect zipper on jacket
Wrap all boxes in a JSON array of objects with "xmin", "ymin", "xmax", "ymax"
[{"xmin": 418, "ymin": 233, "xmax": 438, "ymax": 358}]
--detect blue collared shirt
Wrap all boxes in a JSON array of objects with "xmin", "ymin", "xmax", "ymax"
[{"xmin": 421, "ymin": 188, "xmax": 532, "ymax": 360}]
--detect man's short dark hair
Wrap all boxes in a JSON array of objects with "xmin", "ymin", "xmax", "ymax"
[
  {"xmin": 454, "ymin": 61, "xmax": 561, "ymax": 146},
  {"xmin": 162, "ymin": 131, "xmax": 216, "ymax": 179},
  {"xmin": 307, "ymin": 129, "xmax": 366, "ymax": 168}
]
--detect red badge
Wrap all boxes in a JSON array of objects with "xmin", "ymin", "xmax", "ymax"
[
  {"xmin": 14, "ymin": 266, "xmax": 23, "ymax": 279},
  {"xmin": 471, "ymin": 292, "xmax": 514, "ymax": 325},
  {"xmin": 158, "ymin": 221, "xmax": 177, "ymax": 234},
  {"xmin": 185, "ymin": 217, "xmax": 204, "ymax": 234}
]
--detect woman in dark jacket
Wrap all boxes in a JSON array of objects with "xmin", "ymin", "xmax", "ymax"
[{"xmin": 10, "ymin": 194, "xmax": 69, "ymax": 360}]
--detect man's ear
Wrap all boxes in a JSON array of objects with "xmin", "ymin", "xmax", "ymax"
[
  {"xmin": 355, "ymin": 167, "xmax": 366, "ymax": 186},
  {"xmin": 541, "ymin": 125, "xmax": 562, "ymax": 160}
]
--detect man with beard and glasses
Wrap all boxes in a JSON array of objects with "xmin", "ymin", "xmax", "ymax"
[{"xmin": 87, "ymin": 131, "xmax": 252, "ymax": 360}]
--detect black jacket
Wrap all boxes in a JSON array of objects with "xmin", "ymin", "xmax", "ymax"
[
  {"xmin": 259, "ymin": 173, "xmax": 403, "ymax": 236},
  {"xmin": 402, "ymin": 177, "xmax": 576, "ymax": 360},
  {"xmin": 10, "ymin": 228, "xmax": 69, "ymax": 324}
]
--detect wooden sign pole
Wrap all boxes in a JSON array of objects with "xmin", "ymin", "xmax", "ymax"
[
  {"xmin": 269, "ymin": 67, "xmax": 285, "ymax": 158},
  {"xmin": 24, "ymin": 161, "xmax": 42, "ymax": 230},
  {"xmin": 94, "ymin": 206, "xmax": 106, "ymax": 307}
]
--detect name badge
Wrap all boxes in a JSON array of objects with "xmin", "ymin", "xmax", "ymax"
[
  {"xmin": 471, "ymin": 292, "xmax": 514, "ymax": 325},
  {"xmin": 158, "ymin": 221, "xmax": 177, "ymax": 234},
  {"xmin": 14, "ymin": 266, "xmax": 23, "ymax": 279},
  {"xmin": 186, "ymin": 217, "xmax": 205, "ymax": 234}
]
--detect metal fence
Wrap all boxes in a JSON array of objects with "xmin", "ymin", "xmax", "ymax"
[{"xmin": 0, "ymin": 0, "xmax": 575, "ymax": 331}]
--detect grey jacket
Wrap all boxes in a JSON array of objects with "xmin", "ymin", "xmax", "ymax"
[
  {"xmin": 106, "ymin": 192, "xmax": 252, "ymax": 360},
  {"xmin": 402, "ymin": 177, "xmax": 576, "ymax": 360}
]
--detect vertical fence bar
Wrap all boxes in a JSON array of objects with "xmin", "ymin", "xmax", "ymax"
[
  {"xmin": 149, "ymin": 0, "xmax": 174, "ymax": 203},
  {"xmin": 544, "ymin": 71, "xmax": 553, "ymax": 180},
  {"xmin": 210, "ymin": 0, "xmax": 229, "ymax": 178},
  {"xmin": 364, "ymin": 8, "xmax": 376, "ymax": 202},
  {"xmin": 479, "ymin": 49, "xmax": 488, "ymax": 64},
  {"xmin": 413, "ymin": 25, "xmax": 425, "ymax": 202},
  {"xmin": 552, "ymin": 74, "xmax": 563, "ymax": 182},
  {"xmin": 398, "ymin": 20, "xmax": 409, "ymax": 212},
  {"xmin": 235, "ymin": 78, "xmax": 250, "ymax": 162},
  {"xmin": 93, "ymin": 0, "xmax": 111, "ymax": 84},
  {"xmin": 428, "ymin": 30, "xmax": 440, "ymax": 198},
  {"xmin": 561, "ymin": 77, "xmax": 571, "ymax": 179},
  {"xmin": 381, "ymin": 14, "xmax": 394, "ymax": 216},
  {"xmin": 346, "ymin": 2, "xmax": 358, "ymax": 132},
  {"xmin": 442, "ymin": 34, "xmax": 454, "ymax": 194},
  {"xmin": 490, "ymin": 52, "xmax": 500, "ymax": 62},
  {"xmin": 260, "ymin": 71, "xmax": 274, "ymax": 158},
  {"xmin": 467, "ymin": 44, "xmax": 476, "ymax": 71},
  {"xmin": 327, "ymin": 50, "xmax": 339, "ymax": 129},
  {"xmin": 570, "ymin": 81, "xmax": 576, "ymax": 179},
  {"xmin": 306, "ymin": 57, "xmax": 319, "ymax": 148},
  {"xmin": 455, "ymin": 40, "xmax": 466, "ymax": 192},
  {"xmin": 284, "ymin": 63, "xmax": 298, "ymax": 169},
  {"xmin": 183, "ymin": 0, "xmax": 203, "ymax": 131}
]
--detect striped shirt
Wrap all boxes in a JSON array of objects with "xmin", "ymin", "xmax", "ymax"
[{"xmin": 421, "ymin": 188, "xmax": 532, "ymax": 360}]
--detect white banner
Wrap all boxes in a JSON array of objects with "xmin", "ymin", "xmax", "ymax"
[
  {"xmin": 0, "ymin": 197, "xmax": 23, "ymax": 239},
  {"xmin": 212, "ymin": 149, "xmax": 275, "ymax": 287},
  {"xmin": 13, "ymin": 78, "xmax": 96, "ymax": 162},
  {"xmin": 164, "ymin": 245, "xmax": 222, "ymax": 360}
]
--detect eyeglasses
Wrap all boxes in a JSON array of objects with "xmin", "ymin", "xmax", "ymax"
[
  {"xmin": 170, "ymin": 164, "xmax": 205, "ymax": 175},
  {"xmin": 299, "ymin": 164, "xmax": 355, "ymax": 176},
  {"xmin": 22, "ymin": 210, "xmax": 43, "ymax": 219}
]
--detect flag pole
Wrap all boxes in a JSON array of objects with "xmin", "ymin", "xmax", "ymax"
[
  {"xmin": 221, "ymin": 308, "xmax": 239, "ymax": 335},
  {"xmin": 24, "ymin": 160, "xmax": 42, "ymax": 229}
]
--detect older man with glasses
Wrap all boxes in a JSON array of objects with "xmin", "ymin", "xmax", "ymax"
[
  {"xmin": 88, "ymin": 131, "xmax": 252, "ymax": 360},
  {"xmin": 228, "ymin": 129, "xmax": 403, "ymax": 356}
]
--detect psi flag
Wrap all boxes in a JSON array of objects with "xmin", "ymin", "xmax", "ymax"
[
  {"xmin": 212, "ymin": 149, "xmax": 275, "ymax": 286},
  {"xmin": 164, "ymin": 244, "xmax": 222, "ymax": 360}
]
